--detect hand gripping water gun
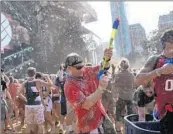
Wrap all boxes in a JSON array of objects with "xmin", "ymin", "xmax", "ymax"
[{"xmin": 97, "ymin": 18, "xmax": 120, "ymax": 80}]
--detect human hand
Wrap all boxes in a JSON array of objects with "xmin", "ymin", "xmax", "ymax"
[
  {"xmin": 103, "ymin": 48, "xmax": 113, "ymax": 61},
  {"xmin": 98, "ymin": 74, "xmax": 109, "ymax": 91},
  {"xmin": 158, "ymin": 64, "xmax": 173, "ymax": 75}
]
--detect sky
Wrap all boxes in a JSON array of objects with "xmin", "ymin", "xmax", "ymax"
[{"xmin": 86, "ymin": 1, "xmax": 173, "ymax": 41}]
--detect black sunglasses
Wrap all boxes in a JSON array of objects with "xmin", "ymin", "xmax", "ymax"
[{"xmin": 73, "ymin": 65, "xmax": 84, "ymax": 70}]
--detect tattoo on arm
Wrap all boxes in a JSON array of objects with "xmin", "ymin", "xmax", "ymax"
[{"xmin": 139, "ymin": 56, "xmax": 159, "ymax": 74}]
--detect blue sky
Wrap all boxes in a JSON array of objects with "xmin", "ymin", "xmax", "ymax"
[{"xmin": 86, "ymin": 1, "xmax": 173, "ymax": 41}]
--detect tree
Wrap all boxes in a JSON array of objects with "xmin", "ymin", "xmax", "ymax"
[
  {"xmin": 2, "ymin": 1, "xmax": 97, "ymax": 74},
  {"xmin": 142, "ymin": 29, "xmax": 164, "ymax": 57}
]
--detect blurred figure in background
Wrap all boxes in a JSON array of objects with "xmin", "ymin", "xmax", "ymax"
[
  {"xmin": 35, "ymin": 72, "xmax": 55, "ymax": 133},
  {"xmin": 55, "ymin": 63, "xmax": 67, "ymax": 131},
  {"xmin": 133, "ymin": 81, "xmax": 155, "ymax": 121},
  {"xmin": 8, "ymin": 77, "xmax": 20, "ymax": 123},
  {"xmin": 17, "ymin": 67, "xmax": 53, "ymax": 134},
  {"xmin": 113, "ymin": 58, "xmax": 135, "ymax": 133}
]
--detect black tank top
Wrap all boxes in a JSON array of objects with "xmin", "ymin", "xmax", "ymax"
[{"xmin": 24, "ymin": 81, "xmax": 41, "ymax": 105}]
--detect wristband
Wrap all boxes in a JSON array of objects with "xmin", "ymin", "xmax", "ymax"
[{"xmin": 155, "ymin": 69, "xmax": 161, "ymax": 77}]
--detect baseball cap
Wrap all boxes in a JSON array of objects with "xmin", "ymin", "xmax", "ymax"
[
  {"xmin": 161, "ymin": 29, "xmax": 173, "ymax": 45},
  {"xmin": 65, "ymin": 53, "xmax": 83, "ymax": 68}
]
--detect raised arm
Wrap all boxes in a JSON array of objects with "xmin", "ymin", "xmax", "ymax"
[
  {"xmin": 2, "ymin": 73, "xmax": 10, "ymax": 85},
  {"xmin": 65, "ymin": 74, "xmax": 109, "ymax": 111},
  {"xmin": 136, "ymin": 56, "xmax": 159, "ymax": 86},
  {"xmin": 17, "ymin": 83, "xmax": 27, "ymax": 102},
  {"xmin": 37, "ymin": 74, "xmax": 53, "ymax": 88}
]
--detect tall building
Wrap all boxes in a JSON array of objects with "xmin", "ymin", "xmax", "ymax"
[
  {"xmin": 110, "ymin": 1, "xmax": 132, "ymax": 57},
  {"xmin": 129, "ymin": 23, "xmax": 146, "ymax": 52},
  {"xmin": 158, "ymin": 11, "xmax": 173, "ymax": 31}
]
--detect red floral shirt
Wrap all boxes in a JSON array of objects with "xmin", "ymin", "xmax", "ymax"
[{"xmin": 64, "ymin": 66, "xmax": 106, "ymax": 133}]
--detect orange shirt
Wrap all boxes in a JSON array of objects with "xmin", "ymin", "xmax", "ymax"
[{"xmin": 8, "ymin": 83, "xmax": 20, "ymax": 99}]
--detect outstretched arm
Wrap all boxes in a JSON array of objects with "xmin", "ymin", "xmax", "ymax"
[{"xmin": 136, "ymin": 56, "xmax": 159, "ymax": 86}]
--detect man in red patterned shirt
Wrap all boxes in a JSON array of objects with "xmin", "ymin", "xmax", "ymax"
[{"xmin": 64, "ymin": 48, "xmax": 114, "ymax": 134}]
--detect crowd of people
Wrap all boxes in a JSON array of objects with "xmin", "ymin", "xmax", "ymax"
[{"xmin": 1, "ymin": 29, "xmax": 173, "ymax": 134}]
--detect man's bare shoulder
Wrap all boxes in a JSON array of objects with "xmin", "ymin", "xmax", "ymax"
[
  {"xmin": 22, "ymin": 80, "xmax": 27, "ymax": 86},
  {"xmin": 139, "ymin": 55, "xmax": 160, "ymax": 73},
  {"xmin": 35, "ymin": 79, "xmax": 44, "ymax": 84}
]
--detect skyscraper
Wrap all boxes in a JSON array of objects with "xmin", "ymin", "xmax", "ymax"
[
  {"xmin": 158, "ymin": 11, "xmax": 173, "ymax": 31},
  {"xmin": 110, "ymin": 1, "xmax": 132, "ymax": 57},
  {"xmin": 129, "ymin": 23, "xmax": 146, "ymax": 52}
]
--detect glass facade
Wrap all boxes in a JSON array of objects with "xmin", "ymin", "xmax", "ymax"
[{"xmin": 110, "ymin": 1, "xmax": 132, "ymax": 57}]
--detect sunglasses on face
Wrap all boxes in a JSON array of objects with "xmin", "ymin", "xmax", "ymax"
[{"xmin": 73, "ymin": 65, "xmax": 84, "ymax": 70}]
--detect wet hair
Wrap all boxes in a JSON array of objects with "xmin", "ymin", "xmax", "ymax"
[
  {"xmin": 14, "ymin": 79, "xmax": 19, "ymax": 83},
  {"xmin": 119, "ymin": 58, "xmax": 130, "ymax": 70},
  {"xmin": 161, "ymin": 29, "xmax": 173, "ymax": 48},
  {"xmin": 9, "ymin": 76, "xmax": 14, "ymax": 83},
  {"xmin": 27, "ymin": 67, "xmax": 36, "ymax": 77},
  {"xmin": 35, "ymin": 72, "xmax": 42, "ymax": 79}
]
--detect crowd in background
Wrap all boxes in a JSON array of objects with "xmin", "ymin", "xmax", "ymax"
[
  {"xmin": 1, "ymin": 58, "xmax": 153, "ymax": 134},
  {"xmin": 1, "ymin": 29, "xmax": 173, "ymax": 134}
]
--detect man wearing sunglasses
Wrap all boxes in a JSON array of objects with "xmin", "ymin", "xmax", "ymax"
[
  {"xmin": 136, "ymin": 29, "xmax": 173, "ymax": 134},
  {"xmin": 64, "ymin": 48, "xmax": 113, "ymax": 134},
  {"xmin": 133, "ymin": 82, "xmax": 155, "ymax": 121}
]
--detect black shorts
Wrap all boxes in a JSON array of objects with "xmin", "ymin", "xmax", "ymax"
[
  {"xmin": 160, "ymin": 111, "xmax": 173, "ymax": 134},
  {"xmin": 61, "ymin": 101, "xmax": 67, "ymax": 115},
  {"xmin": 116, "ymin": 98, "xmax": 133, "ymax": 121},
  {"xmin": 1, "ymin": 99, "xmax": 8, "ymax": 121},
  {"xmin": 52, "ymin": 96, "xmax": 60, "ymax": 103}
]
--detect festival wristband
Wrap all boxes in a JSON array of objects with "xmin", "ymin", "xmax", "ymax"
[{"xmin": 155, "ymin": 69, "xmax": 161, "ymax": 77}]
